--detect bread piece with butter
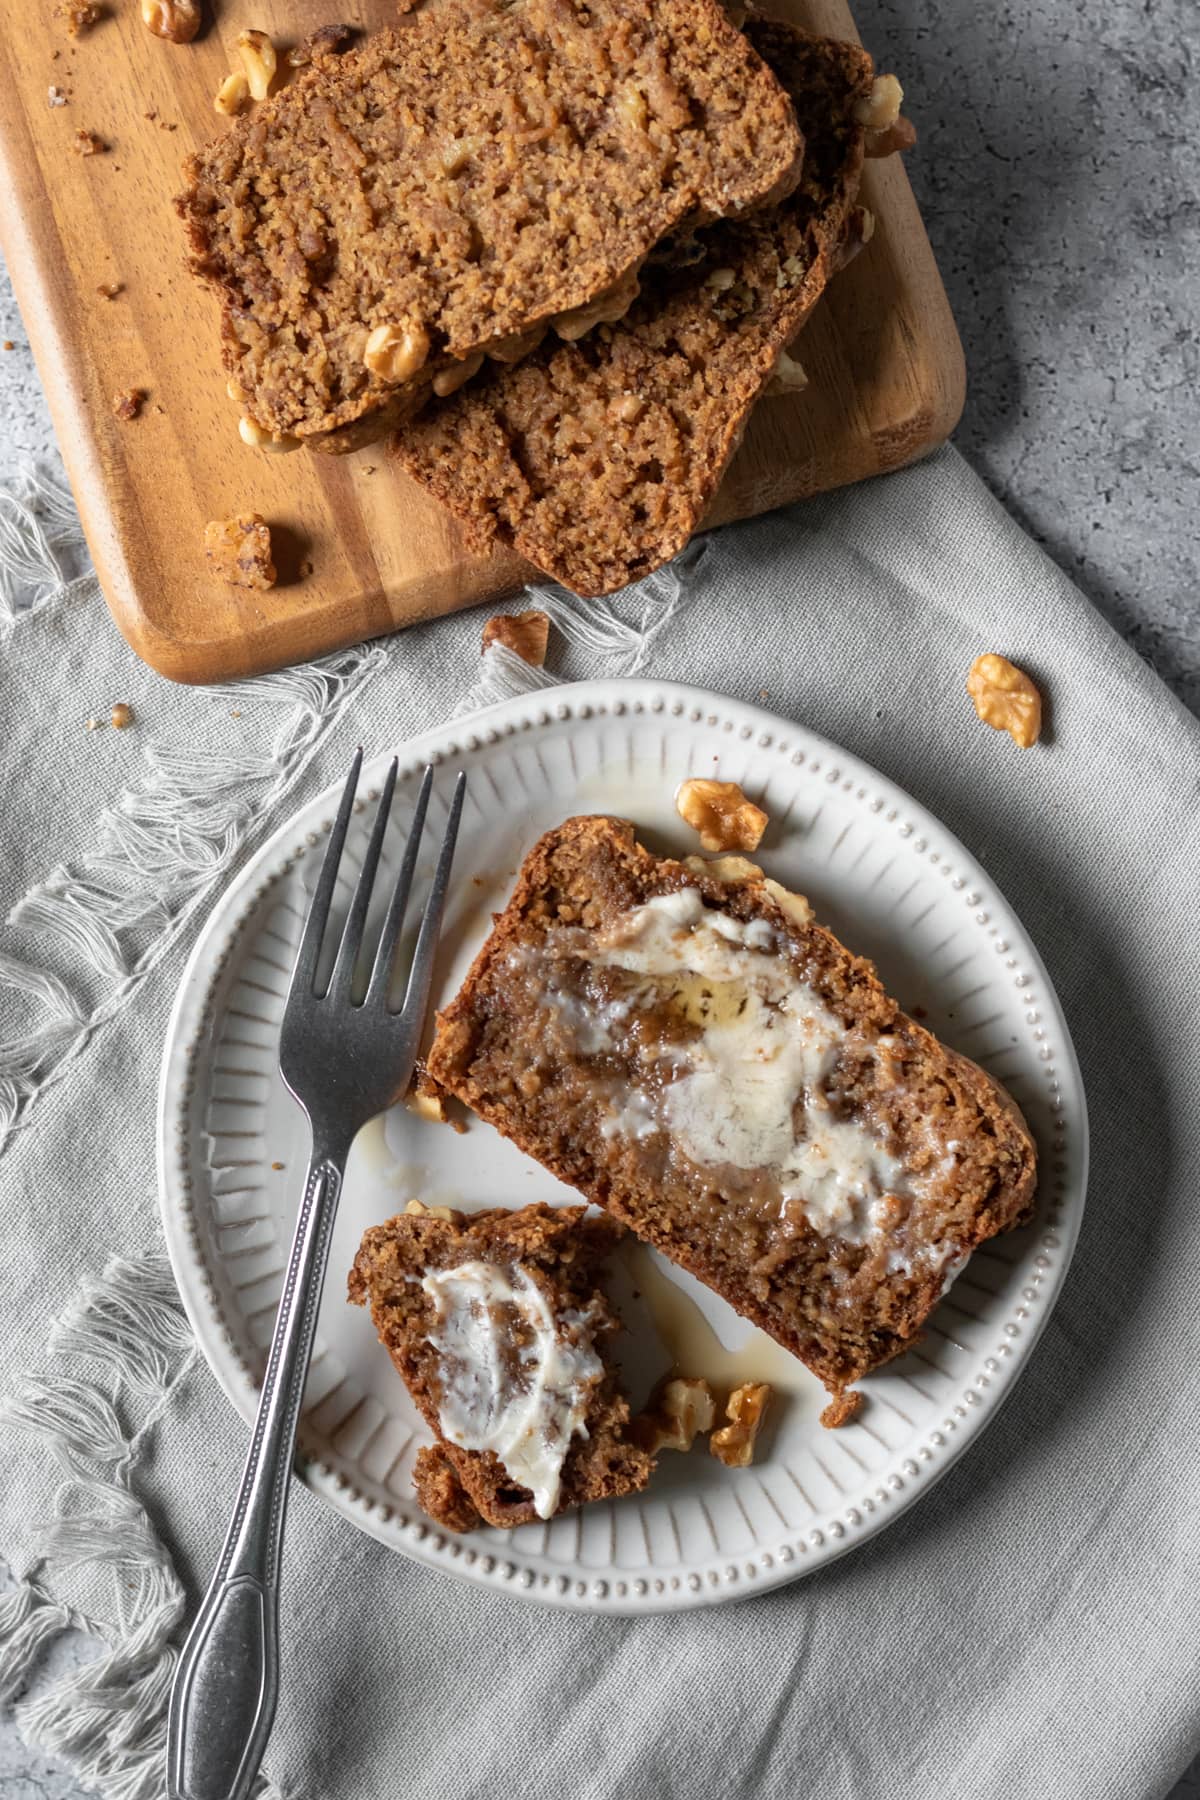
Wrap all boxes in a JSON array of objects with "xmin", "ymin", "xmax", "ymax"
[
  {"xmin": 349, "ymin": 1201, "xmax": 654, "ymax": 1530},
  {"xmin": 426, "ymin": 818, "xmax": 1038, "ymax": 1407}
]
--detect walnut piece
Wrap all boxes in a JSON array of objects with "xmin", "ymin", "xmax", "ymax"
[
  {"xmin": 481, "ymin": 609, "xmax": 550, "ymax": 667},
  {"xmin": 639, "ymin": 1378, "xmax": 717, "ymax": 1454},
  {"xmin": 364, "ymin": 322, "xmax": 430, "ymax": 384},
  {"xmin": 286, "ymin": 22, "xmax": 354, "ymax": 66},
  {"xmin": 854, "ymin": 73, "xmax": 903, "ymax": 132},
  {"xmin": 967, "ymin": 653, "xmax": 1042, "ymax": 749},
  {"xmin": 710, "ymin": 1382, "xmax": 771, "ymax": 1467},
  {"xmin": 110, "ymin": 701, "xmax": 134, "ymax": 730},
  {"xmin": 203, "ymin": 512, "xmax": 276, "ymax": 590},
  {"xmin": 214, "ymin": 71, "xmax": 250, "ymax": 116},
  {"xmin": 402, "ymin": 1199, "xmax": 460, "ymax": 1223},
  {"xmin": 762, "ymin": 877, "xmax": 813, "ymax": 929},
  {"xmin": 553, "ymin": 269, "xmax": 640, "ymax": 342},
  {"xmin": 139, "ymin": 0, "xmax": 200, "ymax": 43},
  {"xmin": 432, "ymin": 351, "xmax": 484, "ymax": 398},
  {"xmin": 766, "ymin": 348, "xmax": 807, "ymax": 395},
  {"xmin": 676, "ymin": 777, "xmax": 768, "ymax": 854},
  {"xmin": 684, "ymin": 853, "xmax": 763, "ymax": 884},
  {"xmin": 238, "ymin": 415, "xmax": 300, "ymax": 454},
  {"xmin": 73, "ymin": 128, "xmax": 104, "ymax": 156},
  {"xmin": 236, "ymin": 29, "xmax": 277, "ymax": 101},
  {"xmin": 112, "ymin": 387, "xmax": 146, "ymax": 420},
  {"xmin": 866, "ymin": 116, "xmax": 918, "ymax": 159},
  {"xmin": 96, "ymin": 281, "xmax": 122, "ymax": 299},
  {"xmin": 56, "ymin": 1, "xmax": 104, "ymax": 35}
]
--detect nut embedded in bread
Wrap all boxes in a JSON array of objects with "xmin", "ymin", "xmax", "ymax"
[
  {"xmin": 348, "ymin": 1201, "xmax": 654, "ymax": 1528},
  {"xmin": 426, "ymin": 817, "xmax": 1038, "ymax": 1403},
  {"xmin": 176, "ymin": 0, "xmax": 806, "ymax": 451}
]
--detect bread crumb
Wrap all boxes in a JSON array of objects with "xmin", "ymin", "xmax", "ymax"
[
  {"xmin": 84, "ymin": 716, "xmax": 99, "ymax": 731},
  {"xmin": 820, "ymin": 1390, "xmax": 864, "ymax": 1429},
  {"xmin": 110, "ymin": 701, "xmax": 134, "ymax": 729},
  {"xmin": 48, "ymin": 86, "xmax": 68, "ymax": 107},
  {"xmin": 73, "ymin": 128, "xmax": 105, "ymax": 155},
  {"xmin": 112, "ymin": 387, "xmax": 146, "ymax": 420}
]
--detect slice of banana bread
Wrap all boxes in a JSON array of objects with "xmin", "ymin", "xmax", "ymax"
[
  {"xmin": 426, "ymin": 819, "xmax": 1038, "ymax": 1403},
  {"xmin": 348, "ymin": 1201, "xmax": 654, "ymax": 1529},
  {"xmin": 177, "ymin": 0, "xmax": 805, "ymax": 452},
  {"xmin": 392, "ymin": 26, "xmax": 888, "ymax": 593}
]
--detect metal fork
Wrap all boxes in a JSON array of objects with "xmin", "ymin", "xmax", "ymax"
[{"xmin": 166, "ymin": 751, "xmax": 466, "ymax": 1800}]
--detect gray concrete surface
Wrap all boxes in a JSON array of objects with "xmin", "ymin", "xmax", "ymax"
[{"xmin": 0, "ymin": 0, "xmax": 1196, "ymax": 1793}]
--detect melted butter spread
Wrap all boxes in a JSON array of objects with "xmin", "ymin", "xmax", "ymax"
[
  {"xmin": 575, "ymin": 889, "xmax": 915, "ymax": 1240},
  {"xmin": 421, "ymin": 1260, "xmax": 603, "ymax": 1519}
]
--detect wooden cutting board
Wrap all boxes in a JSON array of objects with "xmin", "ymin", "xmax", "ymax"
[{"xmin": 0, "ymin": 0, "xmax": 963, "ymax": 684}]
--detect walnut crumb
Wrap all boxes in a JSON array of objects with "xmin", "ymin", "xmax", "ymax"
[
  {"xmin": 203, "ymin": 512, "xmax": 276, "ymax": 590},
  {"xmin": 271, "ymin": 1160, "xmax": 284, "ymax": 1171},
  {"xmin": 96, "ymin": 281, "xmax": 123, "ymax": 299},
  {"xmin": 676, "ymin": 777, "xmax": 767, "ymax": 853},
  {"xmin": 110, "ymin": 701, "xmax": 134, "ymax": 729},
  {"xmin": 55, "ymin": 1, "xmax": 104, "ymax": 35},
  {"xmin": 820, "ymin": 1391, "xmax": 864, "ymax": 1430},
  {"xmin": 711, "ymin": 1382, "xmax": 771, "ymax": 1467},
  {"xmin": 2, "ymin": 341, "xmax": 13, "ymax": 352},
  {"xmin": 73, "ymin": 128, "xmax": 104, "ymax": 155},
  {"xmin": 112, "ymin": 387, "xmax": 146, "ymax": 420},
  {"xmin": 84, "ymin": 716, "xmax": 99, "ymax": 731},
  {"xmin": 481, "ymin": 609, "xmax": 550, "ymax": 667}
]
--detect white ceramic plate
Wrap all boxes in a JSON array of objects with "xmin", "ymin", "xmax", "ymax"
[{"xmin": 157, "ymin": 679, "xmax": 1087, "ymax": 1614}]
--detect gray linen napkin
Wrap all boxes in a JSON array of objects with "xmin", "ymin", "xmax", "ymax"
[{"xmin": 1, "ymin": 445, "xmax": 1198, "ymax": 1800}]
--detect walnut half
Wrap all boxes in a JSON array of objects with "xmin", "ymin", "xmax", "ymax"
[
  {"xmin": 966, "ymin": 653, "xmax": 1042, "ymax": 748},
  {"xmin": 710, "ymin": 1382, "xmax": 771, "ymax": 1467},
  {"xmin": 637, "ymin": 1377, "xmax": 717, "ymax": 1454},
  {"xmin": 676, "ymin": 777, "xmax": 768, "ymax": 853}
]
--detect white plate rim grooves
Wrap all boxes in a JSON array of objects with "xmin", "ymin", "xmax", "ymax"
[{"xmin": 157, "ymin": 678, "xmax": 1088, "ymax": 1614}]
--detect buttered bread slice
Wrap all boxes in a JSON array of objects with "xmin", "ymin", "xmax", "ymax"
[
  {"xmin": 178, "ymin": 0, "xmax": 805, "ymax": 452},
  {"xmin": 427, "ymin": 819, "xmax": 1038, "ymax": 1404}
]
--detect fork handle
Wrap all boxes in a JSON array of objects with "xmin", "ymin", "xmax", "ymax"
[{"xmin": 167, "ymin": 1146, "xmax": 347, "ymax": 1800}]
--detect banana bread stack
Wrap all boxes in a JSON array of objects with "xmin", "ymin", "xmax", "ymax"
[{"xmin": 179, "ymin": 0, "xmax": 913, "ymax": 588}]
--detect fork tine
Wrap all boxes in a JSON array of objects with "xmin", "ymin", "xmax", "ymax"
[
  {"xmin": 399, "ymin": 770, "xmax": 466, "ymax": 1019},
  {"xmin": 364, "ymin": 764, "xmax": 433, "ymax": 1007},
  {"xmin": 326, "ymin": 757, "xmax": 398, "ymax": 1003},
  {"xmin": 289, "ymin": 748, "xmax": 362, "ymax": 1001}
]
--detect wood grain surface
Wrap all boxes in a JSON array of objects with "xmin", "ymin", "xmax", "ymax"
[{"xmin": 0, "ymin": 0, "xmax": 964, "ymax": 683}]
